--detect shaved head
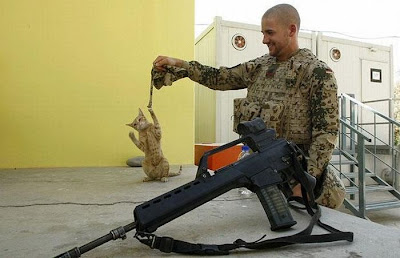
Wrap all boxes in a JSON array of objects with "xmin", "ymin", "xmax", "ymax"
[
  {"xmin": 263, "ymin": 4, "xmax": 300, "ymax": 31},
  {"xmin": 261, "ymin": 4, "xmax": 300, "ymax": 61}
]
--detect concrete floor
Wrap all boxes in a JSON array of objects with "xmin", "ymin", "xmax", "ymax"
[{"xmin": 1, "ymin": 165, "xmax": 400, "ymax": 258}]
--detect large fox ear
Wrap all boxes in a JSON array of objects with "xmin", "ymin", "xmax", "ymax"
[{"xmin": 138, "ymin": 108, "xmax": 144, "ymax": 116}]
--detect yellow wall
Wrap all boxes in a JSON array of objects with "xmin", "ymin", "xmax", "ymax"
[{"xmin": 0, "ymin": 0, "xmax": 194, "ymax": 168}]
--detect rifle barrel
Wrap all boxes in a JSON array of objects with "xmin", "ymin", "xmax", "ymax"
[{"xmin": 55, "ymin": 222, "xmax": 136, "ymax": 258}]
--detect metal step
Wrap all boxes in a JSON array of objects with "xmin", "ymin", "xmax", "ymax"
[
  {"xmin": 340, "ymin": 171, "xmax": 376, "ymax": 179},
  {"xmin": 332, "ymin": 149, "xmax": 356, "ymax": 155},
  {"xmin": 345, "ymin": 185, "xmax": 394, "ymax": 194},
  {"xmin": 330, "ymin": 159, "xmax": 357, "ymax": 165},
  {"xmin": 359, "ymin": 200, "xmax": 400, "ymax": 211},
  {"xmin": 330, "ymin": 151, "xmax": 358, "ymax": 167}
]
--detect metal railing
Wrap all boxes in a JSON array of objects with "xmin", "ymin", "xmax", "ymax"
[
  {"xmin": 331, "ymin": 93, "xmax": 400, "ymax": 218},
  {"xmin": 362, "ymin": 97, "xmax": 400, "ymax": 147}
]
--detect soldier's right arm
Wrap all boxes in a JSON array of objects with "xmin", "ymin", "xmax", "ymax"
[{"xmin": 152, "ymin": 56, "xmax": 259, "ymax": 91}]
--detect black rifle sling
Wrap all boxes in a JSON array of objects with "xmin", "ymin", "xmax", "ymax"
[
  {"xmin": 135, "ymin": 151, "xmax": 354, "ymax": 255},
  {"xmin": 135, "ymin": 204, "xmax": 353, "ymax": 255}
]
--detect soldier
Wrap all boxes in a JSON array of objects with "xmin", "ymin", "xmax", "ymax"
[{"xmin": 152, "ymin": 4, "xmax": 345, "ymax": 209}]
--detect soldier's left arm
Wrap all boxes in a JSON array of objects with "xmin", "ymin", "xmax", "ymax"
[{"xmin": 307, "ymin": 65, "xmax": 339, "ymax": 178}]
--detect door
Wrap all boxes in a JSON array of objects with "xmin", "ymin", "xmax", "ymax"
[{"xmin": 361, "ymin": 59, "xmax": 391, "ymax": 144}]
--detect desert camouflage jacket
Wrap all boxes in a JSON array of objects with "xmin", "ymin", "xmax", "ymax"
[{"xmin": 152, "ymin": 48, "xmax": 339, "ymax": 178}]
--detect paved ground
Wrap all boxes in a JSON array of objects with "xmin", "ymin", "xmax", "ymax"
[{"xmin": 1, "ymin": 165, "xmax": 400, "ymax": 258}]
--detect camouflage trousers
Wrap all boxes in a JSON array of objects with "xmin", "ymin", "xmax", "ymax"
[{"xmin": 314, "ymin": 166, "xmax": 346, "ymax": 209}]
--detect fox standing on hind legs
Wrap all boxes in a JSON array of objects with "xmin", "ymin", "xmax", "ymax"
[{"xmin": 126, "ymin": 108, "xmax": 181, "ymax": 182}]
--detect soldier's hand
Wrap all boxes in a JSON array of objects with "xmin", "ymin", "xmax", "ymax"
[
  {"xmin": 153, "ymin": 56, "xmax": 183, "ymax": 71},
  {"xmin": 292, "ymin": 184, "xmax": 302, "ymax": 198},
  {"xmin": 148, "ymin": 107, "xmax": 154, "ymax": 114},
  {"xmin": 292, "ymin": 183, "xmax": 313, "ymax": 200}
]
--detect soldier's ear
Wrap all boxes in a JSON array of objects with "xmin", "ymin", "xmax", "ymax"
[{"xmin": 289, "ymin": 24, "xmax": 297, "ymax": 37}]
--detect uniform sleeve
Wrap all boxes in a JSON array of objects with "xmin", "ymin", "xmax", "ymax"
[
  {"xmin": 307, "ymin": 66, "xmax": 339, "ymax": 178},
  {"xmin": 151, "ymin": 60, "xmax": 261, "ymax": 90},
  {"xmin": 181, "ymin": 60, "xmax": 259, "ymax": 91}
]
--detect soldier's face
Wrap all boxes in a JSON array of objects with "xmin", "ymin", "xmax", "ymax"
[{"xmin": 261, "ymin": 16, "xmax": 291, "ymax": 61}]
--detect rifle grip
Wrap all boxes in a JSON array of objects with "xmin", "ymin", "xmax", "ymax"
[{"xmin": 256, "ymin": 185, "xmax": 297, "ymax": 231}]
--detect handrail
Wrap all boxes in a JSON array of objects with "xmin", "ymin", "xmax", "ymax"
[
  {"xmin": 341, "ymin": 93, "xmax": 400, "ymax": 127},
  {"xmin": 362, "ymin": 97, "xmax": 400, "ymax": 104},
  {"xmin": 339, "ymin": 118, "xmax": 372, "ymax": 142}
]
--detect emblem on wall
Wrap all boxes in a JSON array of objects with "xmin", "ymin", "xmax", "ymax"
[
  {"xmin": 330, "ymin": 47, "xmax": 341, "ymax": 61},
  {"xmin": 232, "ymin": 33, "xmax": 247, "ymax": 50}
]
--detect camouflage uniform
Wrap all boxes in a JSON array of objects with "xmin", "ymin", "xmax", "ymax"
[{"xmin": 152, "ymin": 48, "xmax": 345, "ymax": 209}]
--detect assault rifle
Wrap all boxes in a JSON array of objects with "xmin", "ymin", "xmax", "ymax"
[{"xmin": 56, "ymin": 118, "xmax": 353, "ymax": 257}]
